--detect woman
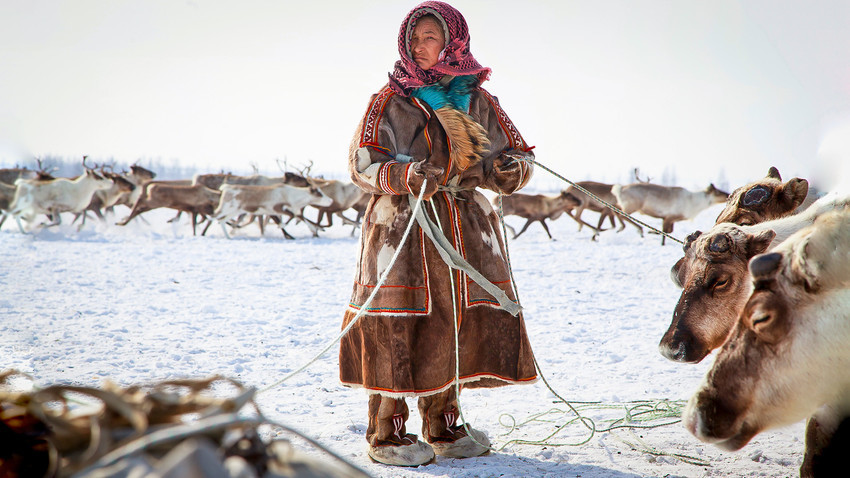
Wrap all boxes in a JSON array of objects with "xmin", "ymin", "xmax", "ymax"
[{"xmin": 339, "ymin": 1, "xmax": 538, "ymax": 467}]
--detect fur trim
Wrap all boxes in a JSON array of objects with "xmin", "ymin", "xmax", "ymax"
[
  {"xmin": 411, "ymin": 75, "xmax": 490, "ymax": 171},
  {"xmin": 343, "ymin": 373, "xmax": 539, "ymax": 399},
  {"xmin": 434, "ymin": 106, "xmax": 489, "ymax": 171}
]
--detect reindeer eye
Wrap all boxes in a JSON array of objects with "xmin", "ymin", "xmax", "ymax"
[
  {"xmin": 707, "ymin": 276, "xmax": 728, "ymax": 292},
  {"xmin": 751, "ymin": 313, "xmax": 771, "ymax": 328}
]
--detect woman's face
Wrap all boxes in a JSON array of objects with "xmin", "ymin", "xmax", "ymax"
[{"xmin": 410, "ymin": 18, "xmax": 445, "ymax": 70}]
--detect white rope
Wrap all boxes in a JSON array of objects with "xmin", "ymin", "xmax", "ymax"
[{"xmin": 258, "ymin": 180, "xmax": 429, "ymax": 395}]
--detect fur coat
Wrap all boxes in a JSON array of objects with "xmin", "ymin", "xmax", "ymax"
[{"xmin": 339, "ymin": 83, "xmax": 538, "ymax": 398}]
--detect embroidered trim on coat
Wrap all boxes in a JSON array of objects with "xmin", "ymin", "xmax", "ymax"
[{"xmin": 478, "ymin": 88, "xmax": 530, "ymax": 151}]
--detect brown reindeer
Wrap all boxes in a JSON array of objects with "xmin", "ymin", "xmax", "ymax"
[
  {"xmin": 660, "ymin": 192, "xmax": 850, "ymax": 363},
  {"xmin": 495, "ymin": 191, "xmax": 581, "ymax": 240},
  {"xmin": 117, "ymin": 182, "xmax": 221, "ymax": 236},
  {"xmin": 612, "ymin": 183, "xmax": 729, "ymax": 245},
  {"xmin": 715, "ymin": 166, "xmax": 809, "ymax": 225},
  {"xmin": 561, "ymin": 181, "xmax": 641, "ymax": 240},
  {"xmin": 683, "ymin": 210, "xmax": 850, "ymax": 478},
  {"xmin": 0, "ymin": 167, "xmax": 35, "ymax": 185}
]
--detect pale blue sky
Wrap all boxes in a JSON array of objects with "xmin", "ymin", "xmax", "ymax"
[{"xmin": 1, "ymin": 0, "xmax": 848, "ymax": 190}]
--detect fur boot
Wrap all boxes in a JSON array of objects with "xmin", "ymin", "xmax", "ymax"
[
  {"xmin": 429, "ymin": 426, "xmax": 490, "ymax": 458},
  {"xmin": 368, "ymin": 436, "xmax": 435, "ymax": 467}
]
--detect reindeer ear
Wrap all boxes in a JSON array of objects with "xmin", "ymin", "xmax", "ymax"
[
  {"xmin": 749, "ymin": 252, "xmax": 782, "ymax": 279},
  {"xmin": 747, "ymin": 229, "xmax": 776, "ymax": 257},
  {"xmin": 767, "ymin": 166, "xmax": 781, "ymax": 180},
  {"xmin": 781, "ymin": 178, "xmax": 809, "ymax": 210},
  {"xmin": 670, "ymin": 257, "xmax": 686, "ymax": 288},
  {"xmin": 684, "ymin": 230, "xmax": 702, "ymax": 253}
]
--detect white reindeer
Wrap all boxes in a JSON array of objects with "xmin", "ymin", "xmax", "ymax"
[
  {"xmin": 214, "ymin": 183, "xmax": 332, "ymax": 239},
  {"xmin": 612, "ymin": 183, "xmax": 729, "ymax": 245},
  {"xmin": 9, "ymin": 168, "xmax": 114, "ymax": 233}
]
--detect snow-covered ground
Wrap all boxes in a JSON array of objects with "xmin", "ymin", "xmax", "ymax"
[{"xmin": 0, "ymin": 195, "xmax": 805, "ymax": 478}]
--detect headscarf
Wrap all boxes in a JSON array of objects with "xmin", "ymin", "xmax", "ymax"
[{"xmin": 388, "ymin": 1, "xmax": 491, "ymax": 97}]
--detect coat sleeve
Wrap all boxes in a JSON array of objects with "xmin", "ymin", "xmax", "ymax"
[
  {"xmin": 348, "ymin": 88, "xmax": 418, "ymax": 196},
  {"xmin": 476, "ymin": 88, "xmax": 535, "ymax": 195}
]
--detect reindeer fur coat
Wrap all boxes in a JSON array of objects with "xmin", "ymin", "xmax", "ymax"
[{"xmin": 339, "ymin": 82, "xmax": 538, "ymax": 398}]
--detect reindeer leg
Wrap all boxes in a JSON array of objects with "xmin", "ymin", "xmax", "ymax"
[
  {"xmin": 565, "ymin": 210, "xmax": 601, "ymax": 233},
  {"xmin": 280, "ymin": 225, "xmax": 295, "ymax": 240},
  {"xmin": 76, "ymin": 211, "xmax": 87, "ymax": 232},
  {"xmin": 574, "ymin": 206, "xmax": 586, "ymax": 231},
  {"xmin": 661, "ymin": 218, "xmax": 678, "ymax": 246},
  {"xmin": 539, "ymin": 219, "xmax": 555, "ymax": 240},
  {"xmin": 299, "ymin": 214, "xmax": 324, "ymax": 237},
  {"xmin": 15, "ymin": 215, "xmax": 27, "ymax": 234},
  {"xmin": 218, "ymin": 216, "xmax": 232, "ymax": 239},
  {"xmin": 801, "ymin": 407, "xmax": 850, "ymax": 478},
  {"xmin": 513, "ymin": 219, "xmax": 535, "ymax": 239}
]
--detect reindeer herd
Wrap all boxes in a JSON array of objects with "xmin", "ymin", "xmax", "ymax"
[
  {"xmin": 497, "ymin": 172, "xmax": 730, "ymax": 244},
  {"xmin": 0, "ymin": 159, "xmax": 368, "ymax": 238}
]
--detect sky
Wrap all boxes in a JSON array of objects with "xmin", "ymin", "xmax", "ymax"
[{"xmin": 1, "ymin": 0, "xmax": 849, "ymax": 190}]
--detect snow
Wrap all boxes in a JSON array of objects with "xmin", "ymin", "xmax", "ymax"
[{"xmin": 0, "ymin": 196, "xmax": 805, "ymax": 478}]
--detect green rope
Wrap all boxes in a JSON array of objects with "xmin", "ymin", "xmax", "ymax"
[{"xmin": 489, "ymin": 193, "xmax": 707, "ymax": 467}]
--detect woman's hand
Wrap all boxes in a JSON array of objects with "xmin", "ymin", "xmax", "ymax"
[
  {"xmin": 493, "ymin": 151, "xmax": 527, "ymax": 174},
  {"xmin": 406, "ymin": 161, "xmax": 444, "ymax": 200}
]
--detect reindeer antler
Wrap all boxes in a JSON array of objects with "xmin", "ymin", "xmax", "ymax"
[{"xmin": 633, "ymin": 167, "xmax": 652, "ymax": 184}]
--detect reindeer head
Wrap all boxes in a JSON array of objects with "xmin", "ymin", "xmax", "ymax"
[
  {"xmin": 683, "ymin": 210, "xmax": 850, "ymax": 451},
  {"xmin": 130, "ymin": 164, "xmax": 157, "ymax": 182},
  {"xmin": 705, "ymin": 183, "xmax": 730, "ymax": 204},
  {"xmin": 715, "ymin": 167, "xmax": 809, "ymax": 226},
  {"xmin": 660, "ymin": 224, "xmax": 775, "ymax": 363}
]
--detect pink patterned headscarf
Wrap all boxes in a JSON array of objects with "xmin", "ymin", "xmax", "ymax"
[{"xmin": 388, "ymin": 1, "xmax": 491, "ymax": 97}]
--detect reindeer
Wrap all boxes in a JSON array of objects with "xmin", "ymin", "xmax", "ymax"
[
  {"xmin": 495, "ymin": 191, "xmax": 581, "ymax": 240},
  {"xmin": 612, "ymin": 183, "xmax": 729, "ymax": 245},
  {"xmin": 0, "ymin": 167, "xmax": 35, "ymax": 185},
  {"xmin": 561, "ymin": 181, "xmax": 641, "ymax": 240},
  {"xmin": 213, "ymin": 183, "xmax": 332, "ymax": 239},
  {"xmin": 8, "ymin": 162, "xmax": 115, "ymax": 233},
  {"xmin": 683, "ymin": 210, "xmax": 850, "ymax": 478},
  {"xmin": 0, "ymin": 181, "xmax": 18, "ymax": 229},
  {"xmin": 309, "ymin": 179, "xmax": 367, "ymax": 233},
  {"xmin": 660, "ymin": 192, "xmax": 850, "ymax": 363},
  {"xmin": 715, "ymin": 166, "xmax": 809, "ymax": 225},
  {"xmin": 72, "ymin": 171, "xmax": 136, "ymax": 228},
  {"xmin": 117, "ymin": 182, "xmax": 220, "ymax": 236}
]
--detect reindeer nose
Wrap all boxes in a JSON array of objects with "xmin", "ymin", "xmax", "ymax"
[{"xmin": 659, "ymin": 339, "xmax": 692, "ymax": 363}]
